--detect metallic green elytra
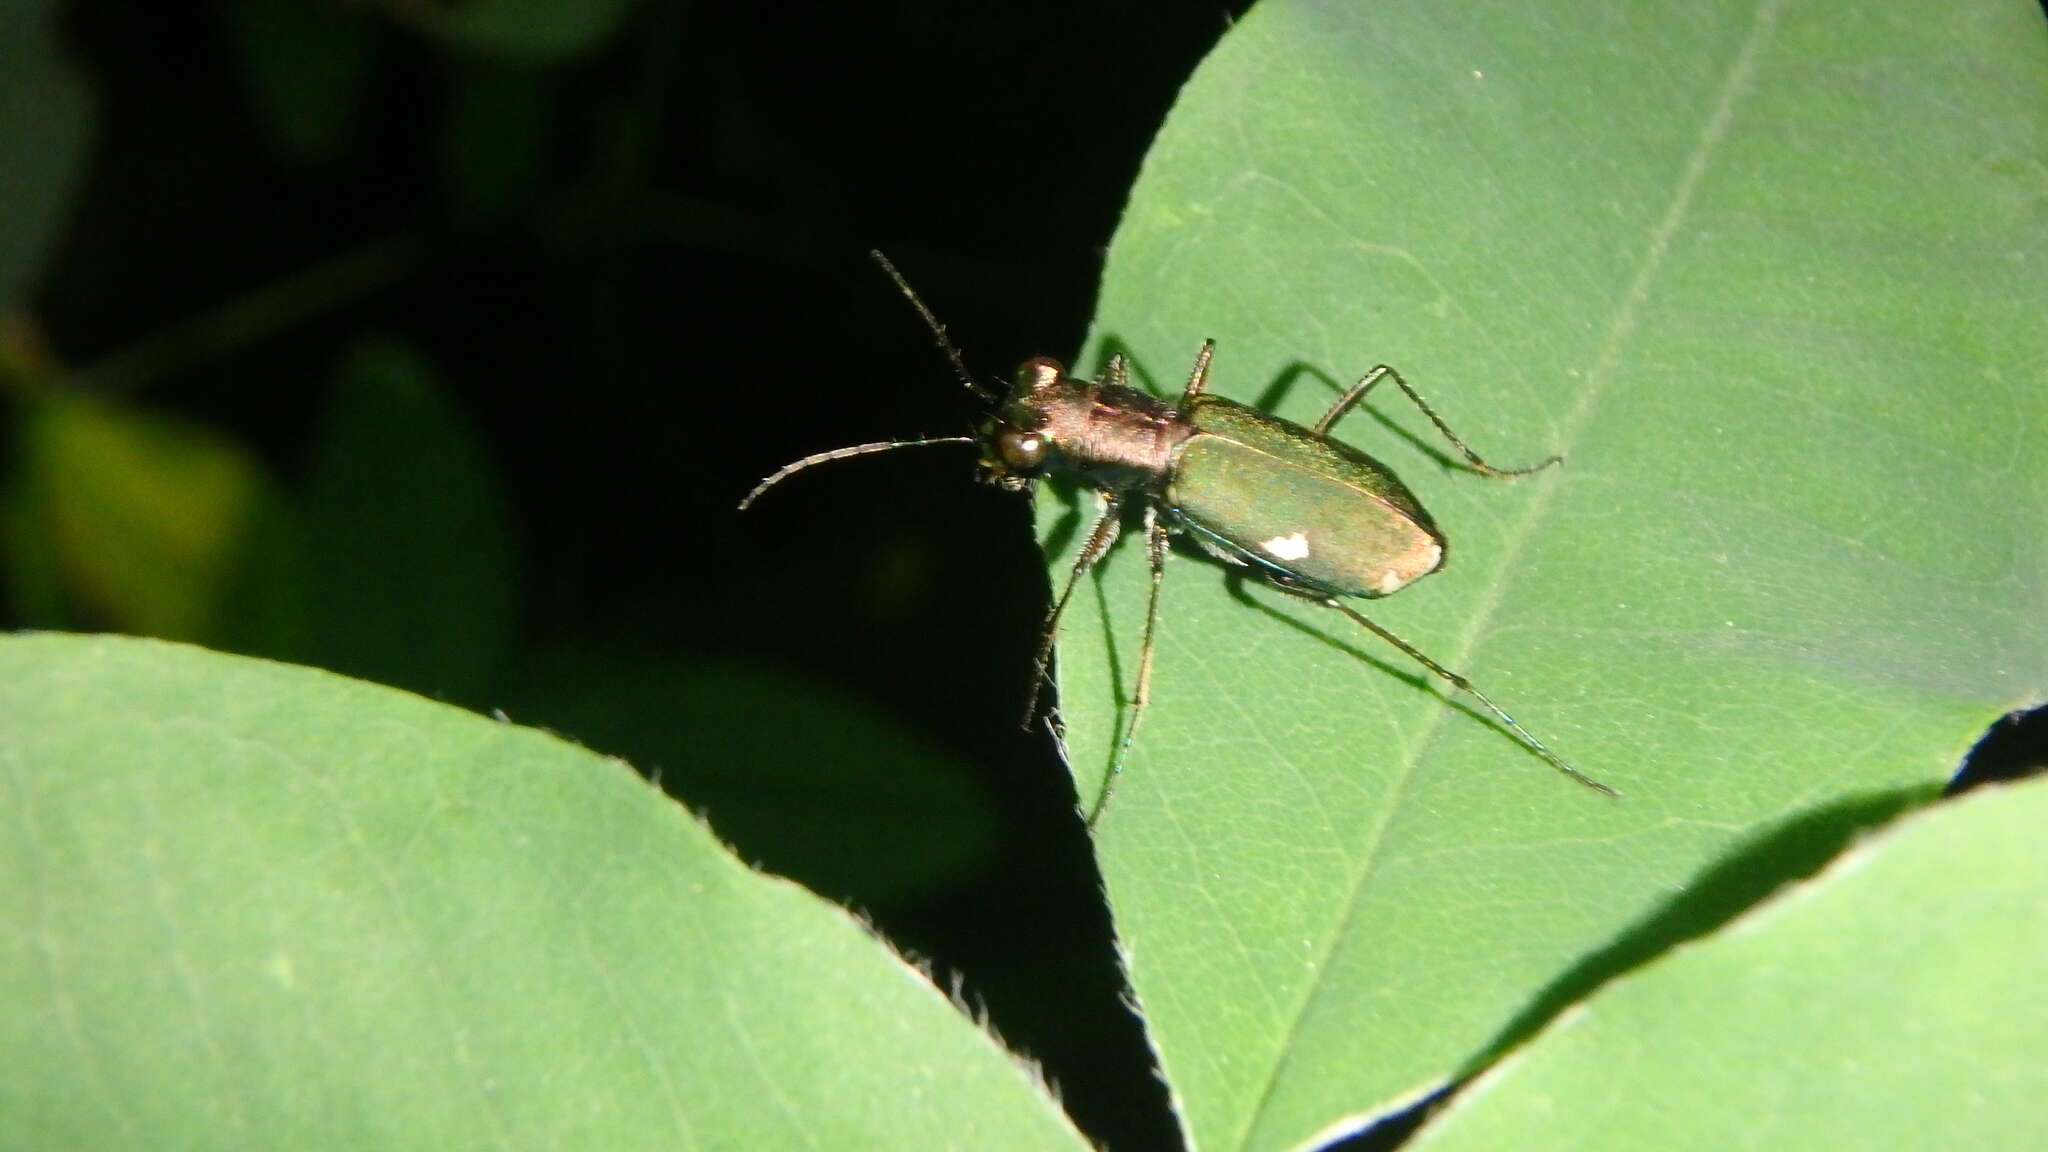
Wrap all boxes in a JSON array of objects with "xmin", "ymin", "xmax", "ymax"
[
  {"xmin": 1170, "ymin": 394, "xmax": 1444, "ymax": 600},
  {"xmin": 740, "ymin": 251, "xmax": 1618, "ymax": 827}
]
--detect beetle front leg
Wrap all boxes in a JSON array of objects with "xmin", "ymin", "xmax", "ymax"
[
  {"xmin": 1023, "ymin": 492, "xmax": 1123, "ymax": 728},
  {"xmin": 1314, "ymin": 364, "xmax": 1560, "ymax": 478},
  {"xmin": 1101, "ymin": 352, "xmax": 1131, "ymax": 391},
  {"xmin": 1088, "ymin": 503, "xmax": 1170, "ymax": 826}
]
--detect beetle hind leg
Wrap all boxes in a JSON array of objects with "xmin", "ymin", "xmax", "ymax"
[
  {"xmin": 1315, "ymin": 364, "xmax": 1561, "ymax": 479},
  {"xmin": 1285, "ymin": 582, "xmax": 1617, "ymax": 797}
]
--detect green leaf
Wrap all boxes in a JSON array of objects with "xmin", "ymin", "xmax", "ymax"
[
  {"xmin": 223, "ymin": 0, "xmax": 376, "ymax": 164},
  {"xmin": 298, "ymin": 336, "xmax": 518, "ymax": 703},
  {"xmin": 442, "ymin": 61, "xmax": 555, "ymax": 221},
  {"xmin": 0, "ymin": 0, "xmax": 91, "ymax": 309},
  {"xmin": 11, "ymin": 392, "xmax": 265, "ymax": 640},
  {"xmin": 0, "ymin": 633, "xmax": 1089, "ymax": 1150},
  {"xmin": 1408, "ymin": 775, "xmax": 2048, "ymax": 1149},
  {"xmin": 408, "ymin": 0, "xmax": 639, "ymax": 61},
  {"xmin": 1051, "ymin": 1, "xmax": 2048, "ymax": 1148},
  {"xmin": 210, "ymin": 485, "xmax": 320, "ymax": 672}
]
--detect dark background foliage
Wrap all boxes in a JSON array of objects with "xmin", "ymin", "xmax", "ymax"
[
  {"xmin": 2, "ymin": 3, "xmax": 1263, "ymax": 1149},
  {"xmin": 6, "ymin": 4, "xmax": 2041, "ymax": 1151}
]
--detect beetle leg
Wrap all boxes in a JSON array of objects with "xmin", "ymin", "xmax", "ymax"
[
  {"xmin": 1023, "ymin": 492, "xmax": 1123, "ymax": 729},
  {"xmin": 1089, "ymin": 503, "xmax": 1171, "ymax": 826},
  {"xmin": 1314, "ymin": 364, "xmax": 1561, "ymax": 478},
  {"xmin": 1313, "ymin": 593, "xmax": 1619, "ymax": 797},
  {"xmin": 1310, "ymin": 366, "xmax": 1386, "ymax": 435},
  {"xmin": 1101, "ymin": 352, "xmax": 1130, "ymax": 390},
  {"xmin": 1178, "ymin": 339, "xmax": 1217, "ymax": 403}
]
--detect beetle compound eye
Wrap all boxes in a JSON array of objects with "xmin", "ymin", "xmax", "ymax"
[{"xmin": 998, "ymin": 429, "xmax": 1048, "ymax": 472}]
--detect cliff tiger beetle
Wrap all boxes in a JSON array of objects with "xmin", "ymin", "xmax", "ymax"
[{"xmin": 741, "ymin": 251, "xmax": 1618, "ymax": 825}]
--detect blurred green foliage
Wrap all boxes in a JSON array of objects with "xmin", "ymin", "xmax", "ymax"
[
  {"xmin": 9, "ymin": 389, "xmax": 263, "ymax": 639},
  {"xmin": 0, "ymin": 3, "xmax": 1190, "ymax": 1144},
  {"xmin": 2, "ymin": 0, "xmax": 1017, "ymax": 914}
]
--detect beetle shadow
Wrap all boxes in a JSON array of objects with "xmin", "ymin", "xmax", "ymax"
[
  {"xmin": 1036, "ymin": 474, "xmax": 1086, "ymax": 567},
  {"xmin": 1221, "ymin": 569, "xmax": 1533, "ymax": 757},
  {"xmin": 1088, "ymin": 558, "xmax": 1130, "ymax": 772}
]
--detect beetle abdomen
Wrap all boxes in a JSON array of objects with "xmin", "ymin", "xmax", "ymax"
[{"xmin": 1167, "ymin": 397, "xmax": 1445, "ymax": 598}]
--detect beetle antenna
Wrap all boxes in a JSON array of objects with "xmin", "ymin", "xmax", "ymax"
[
  {"xmin": 738, "ymin": 437, "xmax": 978, "ymax": 510},
  {"xmin": 870, "ymin": 250, "xmax": 998, "ymax": 404}
]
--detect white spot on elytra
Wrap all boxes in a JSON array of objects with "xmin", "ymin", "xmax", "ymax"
[{"xmin": 1261, "ymin": 532, "xmax": 1311, "ymax": 561}]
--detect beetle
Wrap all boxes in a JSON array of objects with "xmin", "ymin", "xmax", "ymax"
[{"xmin": 741, "ymin": 251, "xmax": 1617, "ymax": 824}]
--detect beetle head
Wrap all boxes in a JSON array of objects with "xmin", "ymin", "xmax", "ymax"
[{"xmin": 976, "ymin": 356, "xmax": 1069, "ymax": 491}]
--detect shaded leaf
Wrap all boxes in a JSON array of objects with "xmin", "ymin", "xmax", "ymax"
[
  {"xmin": 506, "ymin": 649, "xmax": 1001, "ymax": 908},
  {"xmin": 407, "ymin": 0, "xmax": 639, "ymax": 61},
  {"xmin": 222, "ymin": 0, "xmax": 377, "ymax": 164},
  {"xmin": 301, "ymin": 336, "xmax": 518, "ymax": 703},
  {"xmin": 0, "ymin": 0, "xmax": 91, "ymax": 308},
  {"xmin": 442, "ymin": 60, "xmax": 555, "ymax": 220}
]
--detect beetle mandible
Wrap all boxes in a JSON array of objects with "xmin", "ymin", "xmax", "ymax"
[{"xmin": 740, "ymin": 251, "xmax": 1618, "ymax": 825}]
